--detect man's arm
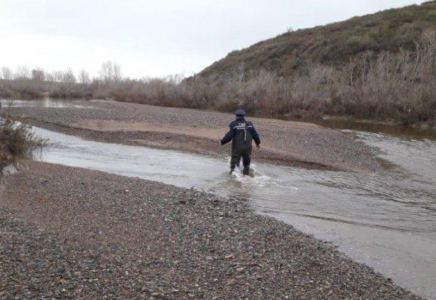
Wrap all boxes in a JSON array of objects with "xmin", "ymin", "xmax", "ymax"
[
  {"xmin": 250, "ymin": 124, "xmax": 261, "ymax": 146},
  {"xmin": 221, "ymin": 128, "xmax": 235, "ymax": 145}
]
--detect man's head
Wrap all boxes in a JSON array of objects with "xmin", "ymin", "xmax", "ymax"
[{"xmin": 235, "ymin": 109, "xmax": 246, "ymax": 117}]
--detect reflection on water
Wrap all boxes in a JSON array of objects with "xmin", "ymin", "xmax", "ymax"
[
  {"xmin": 30, "ymin": 126, "xmax": 436, "ymax": 300},
  {"xmin": 0, "ymin": 98, "xmax": 89, "ymax": 109},
  {"xmin": 316, "ymin": 118, "xmax": 436, "ymax": 141}
]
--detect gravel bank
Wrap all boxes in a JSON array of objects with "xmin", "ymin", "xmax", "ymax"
[
  {"xmin": 6, "ymin": 100, "xmax": 380, "ymax": 172},
  {"xmin": 0, "ymin": 161, "xmax": 420, "ymax": 299}
]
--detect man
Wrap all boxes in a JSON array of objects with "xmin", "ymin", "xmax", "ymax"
[{"xmin": 221, "ymin": 109, "xmax": 261, "ymax": 175}]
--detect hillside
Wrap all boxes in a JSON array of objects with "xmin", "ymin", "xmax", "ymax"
[{"xmin": 199, "ymin": 1, "xmax": 436, "ymax": 78}]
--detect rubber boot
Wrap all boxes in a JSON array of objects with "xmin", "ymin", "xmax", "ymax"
[
  {"xmin": 243, "ymin": 166, "xmax": 250, "ymax": 176},
  {"xmin": 230, "ymin": 166, "xmax": 235, "ymax": 174}
]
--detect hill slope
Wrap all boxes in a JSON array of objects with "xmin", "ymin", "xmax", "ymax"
[{"xmin": 199, "ymin": 1, "xmax": 436, "ymax": 78}]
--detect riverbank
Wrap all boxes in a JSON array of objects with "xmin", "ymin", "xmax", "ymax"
[
  {"xmin": 4, "ymin": 99, "xmax": 380, "ymax": 172},
  {"xmin": 0, "ymin": 161, "xmax": 421, "ymax": 299}
]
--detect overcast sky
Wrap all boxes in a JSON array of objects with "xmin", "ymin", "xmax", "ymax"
[{"xmin": 0, "ymin": 0, "xmax": 426, "ymax": 79}]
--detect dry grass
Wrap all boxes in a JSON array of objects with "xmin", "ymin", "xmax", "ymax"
[
  {"xmin": 0, "ymin": 113, "xmax": 45, "ymax": 172},
  {"xmin": 106, "ymin": 31, "xmax": 436, "ymax": 125},
  {"xmin": 0, "ymin": 79, "xmax": 45, "ymax": 99},
  {"xmin": 194, "ymin": 30, "xmax": 436, "ymax": 124},
  {"xmin": 1, "ymin": 28, "xmax": 435, "ymax": 126},
  {"xmin": 199, "ymin": 1, "xmax": 436, "ymax": 78}
]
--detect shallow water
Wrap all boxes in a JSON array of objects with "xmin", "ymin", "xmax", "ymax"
[
  {"xmin": 315, "ymin": 118, "xmax": 436, "ymax": 141},
  {"xmin": 0, "ymin": 98, "xmax": 89, "ymax": 109},
  {"xmin": 30, "ymin": 126, "xmax": 436, "ymax": 300}
]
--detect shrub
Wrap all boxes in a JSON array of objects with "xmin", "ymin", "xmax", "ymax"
[
  {"xmin": 0, "ymin": 115, "xmax": 45, "ymax": 172},
  {"xmin": 0, "ymin": 79, "xmax": 44, "ymax": 99}
]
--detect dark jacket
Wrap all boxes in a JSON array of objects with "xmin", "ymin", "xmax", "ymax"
[{"xmin": 220, "ymin": 117, "xmax": 261, "ymax": 150}]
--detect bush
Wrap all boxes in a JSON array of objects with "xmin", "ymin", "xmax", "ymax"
[
  {"xmin": 97, "ymin": 30, "xmax": 435, "ymax": 125},
  {"xmin": 0, "ymin": 116, "xmax": 45, "ymax": 172},
  {"xmin": 0, "ymin": 79, "xmax": 45, "ymax": 99},
  {"xmin": 0, "ymin": 87, "xmax": 17, "ymax": 98}
]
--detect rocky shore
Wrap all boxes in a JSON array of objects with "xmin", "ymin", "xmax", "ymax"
[
  {"xmin": 0, "ymin": 162, "xmax": 421, "ymax": 299},
  {"xmin": 6, "ymin": 100, "xmax": 380, "ymax": 172}
]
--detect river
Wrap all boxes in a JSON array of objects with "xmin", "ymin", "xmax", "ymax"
[
  {"xmin": 2, "ymin": 99, "xmax": 436, "ymax": 299},
  {"xmin": 26, "ymin": 125, "xmax": 435, "ymax": 300}
]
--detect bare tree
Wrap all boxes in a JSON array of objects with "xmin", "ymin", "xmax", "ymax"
[
  {"xmin": 78, "ymin": 69, "xmax": 91, "ymax": 85},
  {"xmin": 99, "ymin": 61, "xmax": 122, "ymax": 84},
  {"xmin": 14, "ymin": 66, "xmax": 30, "ymax": 80},
  {"xmin": 2, "ymin": 67, "xmax": 13, "ymax": 80},
  {"xmin": 31, "ymin": 68, "xmax": 45, "ymax": 82},
  {"xmin": 62, "ymin": 68, "xmax": 76, "ymax": 84},
  {"xmin": 51, "ymin": 71, "xmax": 64, "ymax": 82},
  {"xmin": 45, "ymin": 72, "xmax": 55, "ymax": 82},
  {"xmin": 3, "ymin": 67, "xmax": 13, "ymax": 80},
  {"xmin": 113, "ymin": 63, "xmax": 122, "ymax": 82}
]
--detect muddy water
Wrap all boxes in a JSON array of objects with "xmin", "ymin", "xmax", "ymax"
[
  {"xmin": 316, "ymin": 118, "xmax": 436, "ymax": 140},
  {"xmin": 0, "ymin": 98, "xmax": 89, "ymax": 108},
  {"xmin": 30, "ymin": 126, "xmax": 436, "ymax": 299}
]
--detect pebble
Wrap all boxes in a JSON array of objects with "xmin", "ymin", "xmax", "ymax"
[{"xmin": 0, "ymin": 162, "xmax": 420, "ymax": 299}]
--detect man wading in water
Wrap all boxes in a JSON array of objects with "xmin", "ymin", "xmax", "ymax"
[{"xmin": 221, "ymin": 109, "xmax": 261, "ymax": 175}]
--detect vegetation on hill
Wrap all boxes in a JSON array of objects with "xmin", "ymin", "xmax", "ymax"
[{"xmin": 199, "ymin": 1, "xmax": 436, "ymax": 78}]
